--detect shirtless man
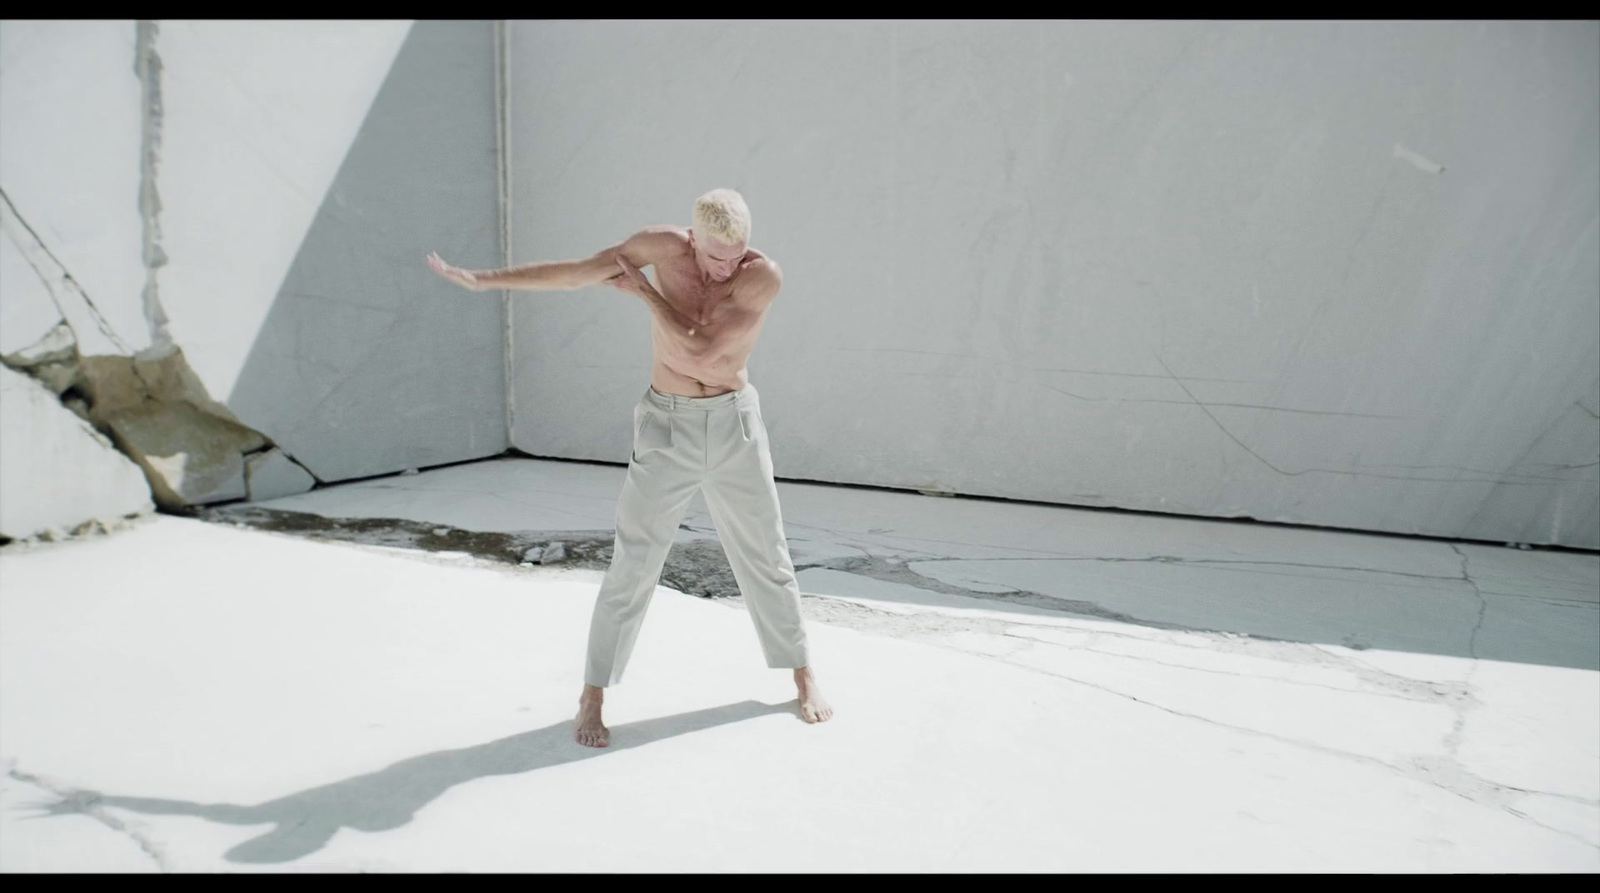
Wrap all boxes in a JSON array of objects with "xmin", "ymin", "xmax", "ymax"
[{"xmin": 426, "ymin": 188, "xmax": 832, "ymax": 747}]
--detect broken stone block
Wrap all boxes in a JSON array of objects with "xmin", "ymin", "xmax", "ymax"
[
  {"xmin": 72, "ymin": 345, "xmax": 268, "ymax": 510},
  {"xmin": 78, "ymin": 343, "xmax": 252, "ymax": 429},
  {"xmin": 2, "ymin": 321, "xmax": 82, "ymax": 398},
  {"xmin": 540, "ymin": 542, "xmax": 566, "ymax": 564},
  {"xmin": 0, "ymin": 365, "xmax": 153, "ymax": 540},
  {"xmin": 1, "ymin": 320, "xmax": 77, "ymax": 369},
  {"xmin": 245, "ymin": 448, "xmax": 317, "ymax": 502},
  {"xmin": 520, "ymin": 545, "xmax": 544, "ymax": 564},
  {"xmin": 29, "ymin": 360, "xmax": 80, "ymax": 398},
  {"xmin": 100, "ymin": 401, "xmax": 258, "ymax": 507}
]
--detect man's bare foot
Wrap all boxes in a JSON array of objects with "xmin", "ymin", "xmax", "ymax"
[
  {"xmin": 575, "ymin": 684, "xmax": 609, "ymax": 747},
  {"xmin": 794, "ymin": 666, "xmax": 834, "ymax": 723}
]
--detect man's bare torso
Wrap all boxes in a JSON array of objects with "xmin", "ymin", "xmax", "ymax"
[{"xmin": 643, "ymin": 228, "xmax": 775, "ymax": 397}]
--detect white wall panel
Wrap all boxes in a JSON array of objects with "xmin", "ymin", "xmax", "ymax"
[
  {"xmin": 508, "ymin": 20, "xmax": 1599, "ymax": 548},
  {"xmin": 0, "ymin": 21, "xmax": 147, "ymax": 356}
]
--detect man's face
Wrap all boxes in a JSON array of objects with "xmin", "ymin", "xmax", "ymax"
[{"xmin": 691, "ymin": 228, "xmax": 747, "ymax": 283}]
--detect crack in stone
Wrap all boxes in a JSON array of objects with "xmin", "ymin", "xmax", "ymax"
[
  {"xmin": 996, "ymin": 628, "xmax": 1448, "ymax": 703},
  {"xmin": 730, "ymin": 585, "xmax": 1598, "ymax": 848},
  {"xmin": 3, "ymin": 338, "xmax": 300, "ymax": 525},
  {"xmin": 197, "ymin": 507, "xmax": 1210, "ymax": 630},
  {"xmin": 1478, "ymin": 594, "xmax": 1598, "ymax": 609},
  {"xmin": 1357, "ymin": 458, "xmax": 1600, "ymax": 480},
  {"xmin": 1033, "ymin": 380, "xmax": 1408, "ymax": 419},
  {"xmin": 1449, "ymin": 544, "xmax": 1489, "ymax": 664},
  {"xmin": 135, "ymin": 20, "xmax": 173, "ymax": 353},
  {"xmin": 909, "ymin": 553, "xmax": 1469, "ymax": 585},
  {"xmin": 782, "ymin": 567, "xmax": 1479, "ymax": 710},
  {"xmin": 192, "ymin": 506, "xmax": 754, "ymax": 599},
  {"xmin": 0, "ymin": 188, "xmax": 302, "ymax": 528},
  {"xmin": 0, "ymin": 188, "xmax": 132, "ymax": 353},
  {"xmin": 758, "ymin": 568, "xmax": 1594, "ymax": 845},
  {"xmin": 1457, "ymin": 402, "xmax": 1597, "ymax": 535},
  {"xmin": 814, "ymin": 602, "xmax": 1594, "ymax": 848},
  {"xmin": 793, "ymin": 553, "xmax": 1221, "ymax": 633},
  {"xmin": 1140, "ymin": 349, "xmax": 1590, "ymax": 488},
  {"xmin": 6, "ymin": 762, "xmax": 171, "ymax": 871},
  {"xmin": 194, "ymin": 507, "xmax": 1489, "ymax": 650}
]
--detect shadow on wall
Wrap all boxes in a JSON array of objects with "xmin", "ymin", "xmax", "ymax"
[{"xmin": 225, "ymin": 20, "xmax": 507, "ymax": 488}]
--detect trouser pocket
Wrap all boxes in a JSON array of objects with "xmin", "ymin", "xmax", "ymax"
[
  {"xmin": 736, "ymin": 406, "xmax": 762, "ymax": 443},
  {"xmin": 632, "ymin": 406, "xmax": 672, "ymax": 460}
]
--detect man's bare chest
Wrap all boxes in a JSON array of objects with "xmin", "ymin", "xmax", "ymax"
[{"xmin": 651, "ymin": 263, "xmax": 742, "ymax": 325}]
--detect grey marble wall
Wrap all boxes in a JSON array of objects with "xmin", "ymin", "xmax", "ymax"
[
  {"xmin": 508, "ymin": 20, "xmax": 1599, "ymax": 549},
  {"xmin": 227, "ymin": 21, "xmax": 508, "ymax": 483}
]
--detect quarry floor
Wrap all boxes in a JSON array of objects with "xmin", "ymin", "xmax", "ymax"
[{"xmin": 2, "ymin": 456, "xmax": 1596, "ymax": 871}]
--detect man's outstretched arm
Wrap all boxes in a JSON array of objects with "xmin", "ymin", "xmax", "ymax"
[{"xmin": 427, "ymin": 227, "xmax": 676, "ymax": 291}]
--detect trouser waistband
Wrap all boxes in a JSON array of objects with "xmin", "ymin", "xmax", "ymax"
[{"xmin": 645, "ymin": 385, "xmax": 758, "ymax": 411}]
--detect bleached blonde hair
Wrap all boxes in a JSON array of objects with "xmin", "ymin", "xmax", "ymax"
[{"xmin": 692, "ymin": 188, "xmax": 751, "ymax": 244}]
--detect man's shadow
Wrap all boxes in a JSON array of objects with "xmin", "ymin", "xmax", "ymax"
[{"xmin": 24, "ymin": 699, "xmax": 792, "ymax": 864}]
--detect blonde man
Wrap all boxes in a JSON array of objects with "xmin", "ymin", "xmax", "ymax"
[{"xmin": 427, "ymin": 188, "xmax": 831, "ymax": 747}]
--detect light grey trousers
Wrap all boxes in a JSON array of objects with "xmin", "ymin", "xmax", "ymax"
[{"xmin": 583, "ymin": 383, "xmax": 810, "ymax": 688}]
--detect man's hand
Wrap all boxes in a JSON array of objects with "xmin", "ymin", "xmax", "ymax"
[
  {"xmin": 427, "ymin": 252, "xmax": 481, "ymax": 290},
  {"xmin": 603, "ymin": 255, "xmax": 653, "ymax": 297},
  {"xmin": 604, "ymin": 257, "xmax": 702, "ymax": 337}
]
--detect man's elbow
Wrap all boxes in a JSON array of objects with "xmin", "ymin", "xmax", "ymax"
[{"xmin": 573, "ymin": 247, "xmax": 631, "ymax": 289}]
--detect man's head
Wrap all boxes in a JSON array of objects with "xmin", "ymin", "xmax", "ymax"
[{"xmin": 689, "ymin": 188, "xmax": 750, "ymax": 282}]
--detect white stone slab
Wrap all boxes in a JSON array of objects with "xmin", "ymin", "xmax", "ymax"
[
  {"xmin": 0, "ymin": 366, "xmax": 152, "ymax": 540},
  {"xmin": 1, "ymin": 512, "xmax": 1594, "ymax": 870}
]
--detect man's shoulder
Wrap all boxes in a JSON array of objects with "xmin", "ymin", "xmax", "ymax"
[
  {"xmin": 636, "ymin": 224, "xmax": 690, "ymax": 242},
  {"xmin": 736, "ymin": 250, "xmax": 782, "ymax": 298},
  {"xmin": 625, "ymin": 226, "xmax": 690, "ymax": 260}
]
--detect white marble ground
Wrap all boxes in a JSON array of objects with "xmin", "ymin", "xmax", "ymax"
[{"xmin": 1, "ymin": 456, "xmax": 1596, "ymax": 871}]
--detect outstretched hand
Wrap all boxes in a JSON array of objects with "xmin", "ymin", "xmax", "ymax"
[{"xmin": 427, "ymin": 252, "xmax": 480, "ymax": 290}]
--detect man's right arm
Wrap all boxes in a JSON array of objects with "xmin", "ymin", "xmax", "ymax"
[{"xmin": 429, "ymin": 227, "xmax": 678, "ymax": 291}]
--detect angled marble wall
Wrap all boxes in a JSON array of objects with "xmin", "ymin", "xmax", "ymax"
[
  {"xmin": 507, "ymin": 20, "xmax": 1599, "ymax": 549},
  {"xmin": 2, "ymin": 20, "xmax": 506, "ymax": 538},
  {"xmin": 219, "ymin": 20, "xmax": 507, "ymax": 481}
]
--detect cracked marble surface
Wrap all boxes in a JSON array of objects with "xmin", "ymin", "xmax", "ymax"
[{"xmin": 2, "ymin": 456, "xmax": 1596, "ymax": 870}]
